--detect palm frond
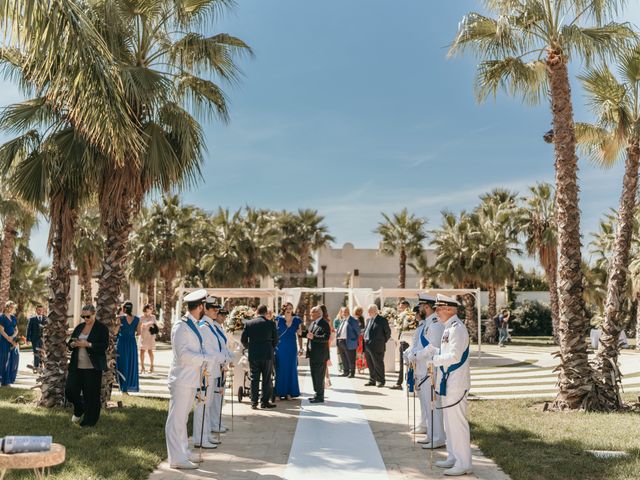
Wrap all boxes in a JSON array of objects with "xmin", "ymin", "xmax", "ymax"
[{"xmin": 475, "ymin": 57, "xmax": 547, "ymax": 105}]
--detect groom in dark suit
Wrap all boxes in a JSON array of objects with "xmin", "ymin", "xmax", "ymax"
[
  {"xmin": 363, "ymin": 304, "xmax": 391, "ymax": 387},
  {"xmin": 306, "ymin": 305, "xmax": 330, "ymax": 403}
]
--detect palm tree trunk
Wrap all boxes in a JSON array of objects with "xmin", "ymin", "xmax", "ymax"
[
  {"xmin": 462, "ymin": 293, "xmax": 477, "ymax": 342},
  {"xmin": 161, "ymin": 273, "xmax": 175, "ymax": 341},
  {"xmin": 399, "ymin": 248, "xmax": 406, "ymax": 289},
  {"xmin": 79, "ymin": 267, "xmax": 93, "ymax": 306},
  {"xmin": 484, "ymin": 285, "xmax": 497, "ymax": 343},
  {"xmin": 39, "ymin": 215, "xmax": 74, "ymax": 407},
  {"xmin": 594, "ymin": 140, "xmax": 640, "ymax": 410},
  {"xmin": 146, "ymin": 281, "xmax": 155, "ymax": 307},
  {"xmin": 96, "ymin": 217, "xmax": 132, "ymax": 404},
  {"xmin": 545, "ymin": 257, "xmax": 560, "ymax": 344},
  {"xmin": 636, "ymin": 294, "xmax": 640, "ymax": 351},
  {"xmin": 0, "ymin": 215, "xmax": 17, "ymax": 306},
  {"xmin": 547, "ymin": 49, "xmax": 594, "ymax": 411}
]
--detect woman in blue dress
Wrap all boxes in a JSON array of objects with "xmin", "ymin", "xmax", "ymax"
[
  {"xmin": 115, "ymin": 300, "xmax": 141, "ymax": 393},
  {"xmin": 0, "ymin": 301, "xmax": 19, "ymax": 386},
  {"xmin": 274, "ymin": 302, "xmax": 302, "ymax": 400}
]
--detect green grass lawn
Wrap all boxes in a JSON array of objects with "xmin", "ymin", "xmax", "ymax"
[
  {"xmin": 470, "ymin": 395, "xmax": 640, "ymax": 480},
  {"xmin": 508, "ymin": 336, "xmax": 557, "ymax": 347},
  {"xmin": 0, "ymin": 388, "xmax": 168, "ymax": 479}
]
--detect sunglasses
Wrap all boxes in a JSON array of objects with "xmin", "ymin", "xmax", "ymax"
[{"xmin": 81, "ymin": 314, "xmax": 93, "ymax": 319}]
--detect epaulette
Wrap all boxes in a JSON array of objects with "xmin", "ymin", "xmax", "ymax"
[
  {"xmin": 431, "ymin": 318, "xmax": 438, "ymax": 323},
  {"xmin": 451, "ymin": 320, "xmax": 461, "ymax": 328}
]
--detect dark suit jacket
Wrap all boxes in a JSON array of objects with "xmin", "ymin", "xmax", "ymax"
[
  {"xmin": 241, "ymin": 316, "xmax": 279, "ymax": 362},
  {"xmin": 67, "ymin": 321, "xmax": 109, "ymax": 372},
  {"xmin": 364, "ymin": 315, "xmax": 391, "ymax": 353},
  {"xmin": 337, "ymin": 316, "xmax": 361, "ymax": 350},
  {"xmin": 26, "ymin": 315, "xmax": 47, "ymax": 345},
  {"xmin": 307, "ymin": 318, "xmax": 331, "ymax": 363}
]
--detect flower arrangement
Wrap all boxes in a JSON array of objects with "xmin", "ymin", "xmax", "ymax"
[
  {"xmin": 380, "ymin": 307, "xmax": 398, "ymax": 328},
  {"xmin": 224, "ymin": 305, "xmax": 255, "ymax": 333},
  {"xmin": 398, "ymin": 310, "xmax": 418, "ymax": 332}
]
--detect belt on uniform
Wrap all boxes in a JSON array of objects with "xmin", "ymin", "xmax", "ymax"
[{"xmin": 436, "ymin": 389, "xmax": 468, "ymax": 410}]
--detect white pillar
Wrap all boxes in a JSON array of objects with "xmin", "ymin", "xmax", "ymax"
[
  {"xmin": 476, "ymin": 288, "xmax": 482, "ymax": 363},
  {"xmin": 68, "ymin": 274, "xmax": 82, "ymax": 327},
  {"xmin": 129, "ymin": 281, "xmax": 141, "ymax": 316}
]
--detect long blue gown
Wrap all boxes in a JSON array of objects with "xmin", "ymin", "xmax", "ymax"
[
  {"xmin": 116, "ymin": 315, "xmax": 139, "ymax": 393},
  {"xmin": 275, "ymin": 316, "xmax": 301, "ymax": 398},
  {"xmin": 0, "ymin": 314, "xmax": 19, "ymax": 386}
]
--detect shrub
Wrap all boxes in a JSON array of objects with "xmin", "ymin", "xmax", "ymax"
[{"xmin": 511, "ymin": 300, "xmax": 552, "ymax": 336}]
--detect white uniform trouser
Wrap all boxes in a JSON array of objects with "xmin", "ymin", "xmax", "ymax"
[
  {"xmin": 193, "ymin": 388, "xmax": 215, "ymax": 444},
  {"xmin": 417, "ymin": 380, "xmax": 446, "ymax": 444},
  {"xmin": 443, "ymin": 393, "xmax": 472, "ymax": 469},
  {"xmin": 209, "ymin": 375, "xmax": 224, "ymax": 431},
  {"xmin": 166, "ymin": 384, "xmax": 197, "ymax": 465}
]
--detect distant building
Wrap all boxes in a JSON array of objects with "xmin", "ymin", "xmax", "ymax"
[{"xmin": 316, "ymin": 242, "xmax": 437, "ymax": 315}]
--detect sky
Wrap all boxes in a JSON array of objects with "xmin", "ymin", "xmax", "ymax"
[{"xmin": 12, "ymin": 0, "xmax": 640, "ymax": 264}]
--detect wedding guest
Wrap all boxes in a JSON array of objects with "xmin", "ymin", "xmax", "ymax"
[
  {"xmin": 336, "ymin": 306, "xmax": 360, "ymax": 378},
  {"xmin": 354, "ymin": 306, "xmax": 367, "ymax": 372},
  {"xmin": 65, "ymin": 305, "xmax": 109, "ymax": 427},
  {"xmin": 275, "ymin": 302, "xmax": 303, "ymax": 400},
  {"xmin": 319, "ymin": 304, "xmax": 334, "ymax": 387},
  {"xmin": 354, "ymin": 306, "xmax": 366, "ymax": 330},
  {"xmin": 391, "ymin": 300, "xmax": 411, "ymax": 390},
  {"xmin": 139, "ymin": 304, "xmax": 158, "ymax": 374},
  {"xmin": 241, "ymin": 304, "xmax": 279, "ymax": 409},
  {"xmin": 0, "ymin": 301, "xmax": 19, "ymax": 386},
  {"xmin": 306, "ymin": 306, "xmax": 330, "ymax": 403},
  {"xmin": 116, "ymin": 300, "xmax": 141, "ymax": 393},
  {"xmin": 27, "ymin": 305, "xmax": 47, "ymax": 372},
  {"xmin": 363, "ymin": 304, "xmax": 391, "ymax": 387}
]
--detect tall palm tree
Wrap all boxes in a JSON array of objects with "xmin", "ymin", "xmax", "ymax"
[
  {"xmin": 374, "ymin": 208, "xmax": 427, "ymax": 288},
  {"xmin": 409, "ymin": 253, "xmax": 439, "ymax": 289},
  {"xmin": 238, "ymin": 208, "xmax": 281, "ymax": 288},
  {"xmin": 129, "ymin": 195, "xmax": 195, "ymax": 340},
  {"xmin": 449, "ymin": 0, "xmax": 634, "ymax": 411},
  {"xmin": 72, "ymin": 205, "xmax": 103, "ymax": 305},
  {"xmin": 576, "ymin": 47, "xmax": 640, "ymax": 409},
  {"xmin": 91, "ymin": 1, "xmax": 251, "ymax": 374},
  {"xmin": 432, "ymin": 211, "xmax": 478, "ymax": 341},
  {"xmin": 519, "ymin": 183, "xmax": 559, "ymax": 342},
  {"xmin": 472, "ymin": 190, "xmax": 520, "ymax": 342},
  {"xmin": 0, "ymin": 190, "xmax": 37, "ymax": 306}
]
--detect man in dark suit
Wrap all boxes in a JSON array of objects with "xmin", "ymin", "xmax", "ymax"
[
  {"xmin": 335, "ymin": 306, "xmax": 360, "ymax": 378},
  {"xmin": 26, "ymin": 304, "xmax": 47, "ymax": 371},
  {"xmin": 241, "ymin": 304, "xmax": 279, "ymax": 409},
  {"xmin": 363, "ymin": 304, "xmax": 391, "ymax": 387},
  {"xmin": 306, "ymin": 306, "xmax": 331, "ymax": 403}
]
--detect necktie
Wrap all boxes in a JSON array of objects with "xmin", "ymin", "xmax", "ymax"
[{"xmin": 364, "ymin": 319, "xmax": 373, "ymax": 341}]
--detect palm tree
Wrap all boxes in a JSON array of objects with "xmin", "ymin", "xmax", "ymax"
[
  {"xmin": 130, "ymin": 196, "xmax": 195, "ymax": 340},
  {"xmin": 0, "ymin": 190, "xmax": 37, "ymax": 306},
  {"xmin": 629, "ymin": 258, "xmax": 640, "ymax": 351},
  {"xmin": 72, "ymin": 205, "xmax": 103, "ymax": 305},
  {"xmin": 432, "ymin": 211, "xmax": 478, "ymax": 341},
  {"xmin": 9, "ymin": 244, "xmax": 48, "ymax": 315},
  {"xmin": 449, "ymin": 0, "xmax": 634, "ymax": 411},
  {"xmin": 91, "ymin": 0, "xmax": 251, "ymax": 372},
  {"xmin": 576, "ymin": 47, "xmax": 640, "ymax": 409},
  {"xmin": 237, "ymin": 208, "xmax": 281, "ymax": 288},
  {"xmin": 374, "ymin": 208, "xmax": 427, "ymax": 288},
  {"xmin": 519, "ymin": 183, "xmax": 559, "ymax": 342},
  {"xmin": 472, "ymin": 190, "xmax": 520, "ymax": 342},
  {"xmin": 409, "ymin": 253, "xmax": 439, "ymax": 289}
]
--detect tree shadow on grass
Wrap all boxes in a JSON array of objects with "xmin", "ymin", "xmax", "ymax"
[{"xmin": 470, "ymin": 421, "xmax": 638, "ymax": 480}]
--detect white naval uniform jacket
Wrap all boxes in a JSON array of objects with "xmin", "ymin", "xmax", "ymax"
[
  {"xmin": 199, "ymin": 316, "xmax": 227, "ymax": 381},
  {"xmin": 411, "ymin": 314, "xmax": 445, "ymax": 381},
  {"xmin": 168, "ymin": 314, "xmax": 209, "ymax": 389},
  {"xmin": 212, "ymin": 321, "xmax": 234, "ymax": 365},
  {"xmin": 417, "ymin": 315, "xmax": 470, "ymax": 407}
]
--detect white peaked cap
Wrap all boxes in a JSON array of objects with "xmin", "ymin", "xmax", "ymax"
[
  {"xmin": 435, "ymin": 293, "xmax": 460, "ymax": 307},
  {"xmin": 183, "ymin": 288, "xmax": 207, "ymax": 303}
]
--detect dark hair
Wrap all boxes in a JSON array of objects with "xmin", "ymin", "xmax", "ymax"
[
  {"xmin": 256, "ymin": 304, "xmax": 269, "ymax": 316},
  {"xmin": 82, "ymin": 304, "xmax": 96, "ymax": 313},
  {"xmin": 280, "ymin": 302, "xmax": 294, "ymax": 315},
  {"xmin": 399, "ymin": 300, "xmax": 410, "ymax": 307},
  {"xmin": 319, "ymin": 304, "xmax": 330, "ymax": 320},
  {"xmin": 502, "ymin": 309, "xmax": 510, "ymax": 315},
  {"xmin": 187, "ymin": 301, "xmax": 203, "ymax": 311},
  {"xmin": 36, "ymin": 304, "xmax": 44, "ymax": 309},
  {"xmin": 143, "ymin": 304, "xmax": 152, "ymax": 312}
]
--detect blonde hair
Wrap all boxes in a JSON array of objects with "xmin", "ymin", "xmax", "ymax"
[{"xmin": 4, "ymin": 301, "xmax": 15, "ymax": 312}]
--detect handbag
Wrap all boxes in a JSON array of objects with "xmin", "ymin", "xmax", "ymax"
[{"xmin": 149, "ymin": 323, "xmax": 159, "ymax": 335}]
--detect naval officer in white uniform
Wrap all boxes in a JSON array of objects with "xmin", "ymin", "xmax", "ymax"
[
  {"xmin": 165, "ymin": 289, "xmax": 209, "ymax": 470},
  {"xmin": 192, "ymin": 297, "xmax": 227, "ymax": 449},
  {"xmin": 405, "ymin": 294, "xmax": 446, "ymax": 447},
  {"xmin": 209, "ymin": 305, "xmax": 234, "ymax": 433},
  {"xmin": 417, "ymin": 294, "xmax": 472, "ymax": 477}
]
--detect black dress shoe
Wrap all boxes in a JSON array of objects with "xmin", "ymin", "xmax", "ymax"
[
  {"xmin": 339, "ymin": 373, "xmax": 349, "ymax": 377},
  {"xmin": 377, "ymin": 383, "xmax": 385, "ymax": 388},
  {"xmin": 251, "ymin": 403, "xmax": 258, "ymax": 410},
  {"xmin": 349, "ymin": 373, "xmax": 355, "ymax": 378},
  {"xmin": 364, "ymin": 382, "xmax": 376, "ymax": 386},
  {"xmin": 390, "ymin": 384, "xmax": 403, "ymax": 390},
  {"xmin": 261, "ymin": 403, "xmax": 277, "ymax": 409},
  {"xmin": 309, "ymin": 398, "xmax": 324, "ymax": 403}
]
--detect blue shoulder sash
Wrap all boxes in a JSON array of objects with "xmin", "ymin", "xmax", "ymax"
[
  {"xmin": 438, "ymin": 344, "xmax": 469, "ymax": 396},
  {"xmin": 185, "ymin": 317, "xmax": 204, "ymax": 354},
  {"xmin": 419, "ymin": 323, "xmax": 430, "ymax": 348}
]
